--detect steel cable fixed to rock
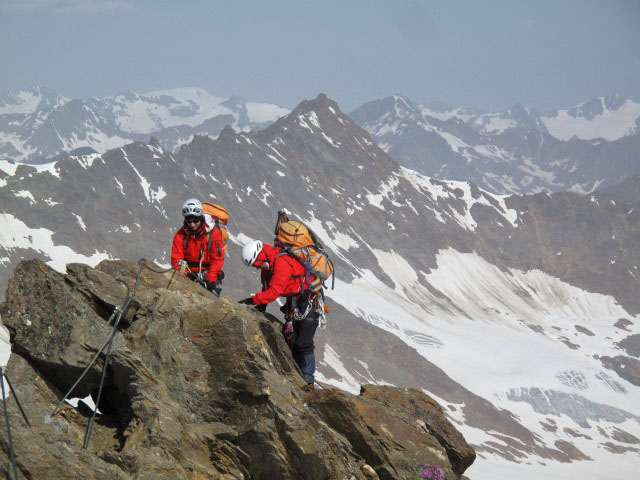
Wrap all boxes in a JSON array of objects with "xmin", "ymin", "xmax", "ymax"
[
  {"xmin": 50, "ymin": 261, "xmax": 148, "ymax": 450},
  {"xmin": 1, "ymin": 366, "xmax": 31, "ymax": 480},
  {"xmin": 51, "ymin": 260, "xmax": 204, "ymax": 450}
]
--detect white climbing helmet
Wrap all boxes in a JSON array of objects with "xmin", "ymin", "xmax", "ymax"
[
  {"xmin": 242, "ymin": 239, "xmax": 264, "ymax": 266},
  {"xmin": 181, "ymin": 198, "xmax": 203, "ymax": 217}
]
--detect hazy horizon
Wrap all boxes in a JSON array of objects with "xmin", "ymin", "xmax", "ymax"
[{"xmin": 1, "ymin": 0, "xmax": 639, "ymax": 112}]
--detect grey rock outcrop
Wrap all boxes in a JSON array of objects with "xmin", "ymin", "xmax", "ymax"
[{"xmin": 0, "ymin": 259, "xmax": 475, "ymax": 479}]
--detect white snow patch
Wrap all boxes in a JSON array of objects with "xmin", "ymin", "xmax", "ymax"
[
  {"xmin": 114, "ymin": 177, "xmax": 125, "ymax": 195},
  {"xmin": 541, "ymin": 98, "xmax": 640, "ymax": 141},
  {"xmin": 0, "ymin": 213, "xmax": 112, "ymax": 272},
  {"xmin": 65, "ymin": 395, "xmax": 101, "ymax": 414},
  {"xmin": 0, "ymin": 325, "xmax": 10, "ymax": 368},
  {"xmin": 245, "ymin": 102, "xmax": 289, "ymax": 123},
  {"xmin": 73, "ymin": 214, "xmax": 87, "ymax": 231},
  {"xmin": 316, "ymin": 344, "xmax": 361, "ymax": 393},
  {"xmin": 15, "ymin": 190, "xmax": 36, "ymax": 204}
]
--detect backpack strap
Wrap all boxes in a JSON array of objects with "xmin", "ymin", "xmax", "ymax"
[
  {"xmin": 213, "ymin": 220, "xmax": 221, "ymax": 257},
  {"xmin": 278, "ymin": 249, "xmax": 313, "ymax": 293}
]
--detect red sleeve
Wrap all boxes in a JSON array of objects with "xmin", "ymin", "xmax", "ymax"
[
  {"xmin": 252, "ymin": 257, "xmax": 293, "ymax": 305},
  {"xmin": 171, "ymin": 230, "xmax": 187, "ymax": 273},
  {"xmin": 205, "ymin": 227, "xmax": 225, "ymax": 283}
]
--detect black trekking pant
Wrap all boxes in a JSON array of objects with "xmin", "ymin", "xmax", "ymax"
[
  {"xmin": 283, "ymin": 295, "xmax": 319, "ymax": 384},
  {"xmin": 291, "ymin": 315, "xmax": 318, "ymax": 384}
]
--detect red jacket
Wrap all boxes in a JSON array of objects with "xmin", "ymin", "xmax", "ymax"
[
  {"xmin": 171, "ymin": 222, "xmax": 225, "ymax": 282},
  {"xmin": 252, "ymin": 245, "xmax": 314, "ymax": 305}
]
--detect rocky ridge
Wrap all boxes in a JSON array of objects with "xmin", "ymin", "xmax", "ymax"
[{"xmin": 0, "ymin": 258, "xmax": 475, "ymax": 479}]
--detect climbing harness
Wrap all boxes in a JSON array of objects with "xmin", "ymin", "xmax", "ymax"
[{"xmin": 1, "ymin": 366, "xmax": 30, "ymax": 480}]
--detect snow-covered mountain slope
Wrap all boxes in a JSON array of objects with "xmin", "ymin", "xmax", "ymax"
[
  {"xmin": 0, "ymin": 85, "xmax": 68, "ymax": 116},
  {"xmin": 325, "ymin": 248, "xmax": 640, "ymax": 480},
  {"xmin": 351, "ymin": 94, "xmax": 640, "ymax": 195},
  {"xmin": 541, "ymin": 94, "xmax": 640, "ymax": 141},
  {"xmin": 1, "ymin": 93, "xmax": 639, "ymax": 480},
  {"xmin": 468, "ymin": 102, "xmax": 548, "ymax": 134},
  {"xmin": 420, "ymin": 93, "xmax": 640, "ymax": 142},
  {"xmin": 0, "ymin": 86, "xmax": 289, "ymax": 162}
]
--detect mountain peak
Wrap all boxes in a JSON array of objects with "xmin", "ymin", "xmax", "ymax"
[
  {"xmin": 0, "ymin": 85, "xmax": 68, "ymax": 115},
  {"xmin": 289, "ymin": 93, "xmax": 339, "ymax": 116}
]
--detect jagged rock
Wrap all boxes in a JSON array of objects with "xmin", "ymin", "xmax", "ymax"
[
  {"xmin": 600, "ymin": 355, "xmax": 640, "ymax": 387},
  {"xmin": 308, "ymin": 386, "xmax": 475, "ymax": 479},
  {"xmin": 0, "ymin": 259, "xmax": 475, "ymax": 479},
  {"xmin": 617, "ymin": 334, "xmax": 640, "ymax": 358}
]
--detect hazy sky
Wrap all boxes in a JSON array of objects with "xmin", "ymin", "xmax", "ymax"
[{"xmin": 1, "ymin": 0, "xmax": 639, "ymax": 112}]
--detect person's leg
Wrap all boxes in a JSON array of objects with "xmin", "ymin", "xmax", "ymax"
[
  {"xmin": 299, "ymin": 351, "xmax": 315, "ymax": 385},
  {"xmin": 292, "ymin": 316, "xmax": 318, "ymax": 384}
]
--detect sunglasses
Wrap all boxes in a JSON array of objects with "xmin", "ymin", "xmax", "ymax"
[{"xmin": 185, "ymin": 217, "xmax": 202, "ymax": 224}]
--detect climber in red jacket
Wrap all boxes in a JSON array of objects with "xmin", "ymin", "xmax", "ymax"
[
  {"xmin": 171, "ymin": 198, "xmax": 225, "ymax": 294},
  {"xmin": 239, "ymin": 239, "xmax": 319, "ymax": 390}
]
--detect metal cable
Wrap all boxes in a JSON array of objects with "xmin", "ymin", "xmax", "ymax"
[{"xmin": 1, "ymin": 367, "xmax": 19, "ymax": 480}]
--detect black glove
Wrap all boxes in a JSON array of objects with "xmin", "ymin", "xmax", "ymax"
[
  {"xmin": 203, "ymin": 281, "xmax": 216, "ymax": 292},
  {"xmin": 186, "ymin": 271, "xmax": 198, "ymax": 281},
  {"xmin": 238, "ymin": 297, "xmax": 255, "ymax": 305},
  {"xmin": 255, "ymin": 304, "xmax": 266, "ymax": 313},
  {"xmin": 218, "ymin": 270, "xmax": 225, "ymax": 281}
]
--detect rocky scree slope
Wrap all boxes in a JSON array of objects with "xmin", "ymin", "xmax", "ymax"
[{"xmin": 0, "ymin": 258, "xmax": 475, "ymax": 479}]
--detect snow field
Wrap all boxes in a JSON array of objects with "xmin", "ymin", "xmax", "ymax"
[
  {"xmin": 324, "ymin": 247, "xmax": 640, "ymax": 480},
  {"xmin": 541, "ymin": 98, "xmax": 640, "ymax": 141}
]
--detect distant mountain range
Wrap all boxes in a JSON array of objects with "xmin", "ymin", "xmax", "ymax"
[
  {"xmin": 420, "ymin": 93, "xmax": 640, "ymax": 140},
  {"xmin": 0, "ymin": 85, "xmax": 288, "ymax": 163},
  {"xmin": 2, "ymin": 86, "xmax": 639, "ymax": 198},
  {"xmin": 350, "ymin": 94, "xmax": 640, "ymax": 194}
]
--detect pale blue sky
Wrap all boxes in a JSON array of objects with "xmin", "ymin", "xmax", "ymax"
[{"xmin": 1, "ymin": 0, "xmax": 639, "ymax": 112}]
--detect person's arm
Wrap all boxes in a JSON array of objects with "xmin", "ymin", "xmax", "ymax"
[
  {"xmin": 205, "ymin": 229, "xmax": 225, "ymax": 283},
  {"xmin": 252, "ymin": 259, "xmax": 292, "ymax": 305},
  {"xmin": 171, "ymin": 230, "xmax": 186, "ymax": 273}
]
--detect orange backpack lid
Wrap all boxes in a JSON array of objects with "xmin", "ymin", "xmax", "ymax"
[
  {"xmin": 277, "ymin": 221, "xmax": 313, "ymax": 249},
  {"xmin": 203, "ymin": 202, "xmax": 229, "ymax": 225}
]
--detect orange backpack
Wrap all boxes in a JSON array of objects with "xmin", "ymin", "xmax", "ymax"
[
  {"xmin": 203, "ymin": 202, "xmax": 228, "ymax": 225},
  {"xmin": 203, "ymin": 202, "xmax": 229, "ymax": 246},
  {"xmin": 274, "ymin": 211, "xmax": 334, "ymax": 292}
]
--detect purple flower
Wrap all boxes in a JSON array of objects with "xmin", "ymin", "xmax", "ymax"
[{"xmin": 421, "ymin": 464, "xmax": 444, "ymax": 480}]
